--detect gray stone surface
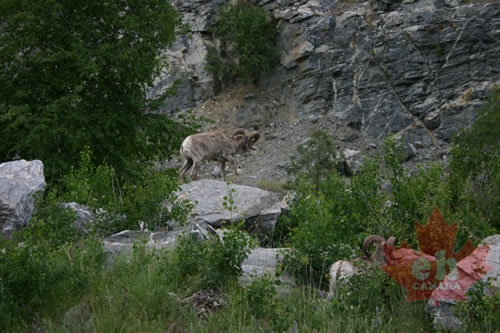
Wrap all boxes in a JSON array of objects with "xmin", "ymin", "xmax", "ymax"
[
  {"xmin": 0, "ymin": 160, "xmax": 46, "ymax": 236},
  {"xmin": 425, "ymin": 299, "xmax": 464, "ymax": 332},
  {"xmin": 175, "ymin": 179, "xmax": 283, "ymax": 243},
  {"xmin": 62, "ymin": 202, "xmax": 96, "ymax": 233},
  {"xmin": 103, "ymin": 229, "xmax": 185, "ymax": 257},
  {"xmin": 240, "ymin": 247, "xmax": 293, "ymax": 288},
  {"xmin": 480, "ymin": 234, "xmax": 500, "ymax": 296}
]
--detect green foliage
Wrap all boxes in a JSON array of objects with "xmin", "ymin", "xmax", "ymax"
[
  {"xmin": 455, "ymin": 278, "xmax": 500, "ymax": 331},
  {"xmin": 0, "ymin": 0, "xmax": 193, "ymax": 181},
  {"xmin": 288, "ymin": 130, "xmax": 343, "ymax": 192},
  {"xmin": 0, "ymin": 66, "xmax": 496, "ymax": 332},
  {"xmin": 161, "ymin": 225, "xmax": 255, "ymax": 291},
  {"xmin": 241, "ymin": 278, "xmax": 278, "ymax": 319},
  {"xmin": 330, "ymin": 267, "xmax": 397, "ymax": 315},
  {"xmin": 381, "ymin": 137, "xmax": 452, "ymax": 244},
  {"xmin": 55, "ymin": 147, "xmax": 181, "ymax": 235},
  {"xmin": 60, "ymin": 146, "xmax": 119, "ymax": 209},
  {"xmin": 222, "ymin": 188, "xmax": 237, "ymax": 218},
  {"xmin": 279, "ymin": 180, "xmax": 357, "ymax": 284},
  {"xmin": 211, "ymin": 1, "xmax": 279, "ymax": 83},
  {"xmin": 280, "ymin": 134, "xmax": 485, "ymax": 287},
  {"xmin": 449, "ymin": 90, "xmax": 499, "ymax": 231},
  {"xmin": 0, "ymin": 210, "xmax": 104, "ymax": 331},
  {"xmin": 225, "ymin": 277, "xmax": 295, "ymax": 332},
  {"xmin": 71, "ymin": 241, "xmax": 199, "ymax": 332}
]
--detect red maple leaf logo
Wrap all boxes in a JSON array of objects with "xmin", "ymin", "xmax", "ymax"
[{"xmin": 382, "ymin": 207, "xmax": 491, "ymax": 302}]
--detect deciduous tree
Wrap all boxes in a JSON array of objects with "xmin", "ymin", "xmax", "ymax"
[{"xmin": 0, "ymin": 0, "xmax": 191, "ymax": 180}]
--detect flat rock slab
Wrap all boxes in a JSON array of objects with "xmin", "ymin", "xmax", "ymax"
[{"xmin": 175, "ymin": 179, "xmax": 283, "ymax": 234}]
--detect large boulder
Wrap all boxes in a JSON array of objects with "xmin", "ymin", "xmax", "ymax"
[
  {"xmin": 425, "ymin": 298, "xmax": 464, "ymax": 332},
  {"xmin": 0, "ymin": 160, "xmax": 46, "ymax": 236},
  {"xmin": 480, "ymin": 234, "xmax": 500, "ymax": 295},
  {"xmin": 102, "ymin": 222, "xmax": 220, "ymax": 258},
  {"xmin": 174, "ymin": 179, "xmax": 285, "ymax": 243}
]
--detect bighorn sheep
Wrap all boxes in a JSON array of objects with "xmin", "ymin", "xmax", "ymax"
[
  {"xmin": 178, "ymin": 128, "xmax": 260, "ymax": 183},
  {"xmin": 328, "ymin": 235, "xmax": 396, "ymax": 297}
]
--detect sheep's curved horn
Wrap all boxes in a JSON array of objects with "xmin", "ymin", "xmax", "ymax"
[
  {"xmin": 386, "ymin": 236, "xmax": 396, "ymax": 246},
  {"xmin": 362, "ymin": 235, "xmax": 386, "ymax": 257},
  {"xmin": 231, "ymin": 128, "xmax": 249, "ymax": 139}
]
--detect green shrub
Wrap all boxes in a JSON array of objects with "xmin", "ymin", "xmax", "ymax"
[
  {"xmin": 160, "ymin": 225, "xmax": 255, "ymax": 291},
  {"xmin": 281, "ymin": 135, "xmax": 463, "ymax": 287},
  {"xmin": 280, "ymin": 178, "xmax": 363, "ymax": 286},
  {"xmin": 0, "ymin": 228, "xmax": 103, "ymax": 331},
  {"xmin": 381, "ymin": 137, "xmax": 453, "ymax": 245},
  {"xmin": 60, "ymin": 146, "xmax": 119, "ymax": 209},
  {"xmin": 211, "ymin": 2, "xmax": 279, "ymax": 83},
  {"xmin": 57, "ymin": 146, "xmax": 181, "ymax": 235},
  {"xmin": 239, "ymin": 277, "xmax": 278, "ymax": 319},
  {"xmin": 455, "ymin": 278, "xmax": 500, "ymax": 331},
  {"xmin": 449, "ymin": 90, "xmax": 499, "ymax": 233},
  {"xmin": 330, "ymin": 267, "xmax": 396, "ymax": 314},
  {"xmin": 77, "ymin": 239, "xmax": 199, "ymax": 332},
  {"xmin": 288, "ymin": 130, "xmax": 343, "ymax": 192}
]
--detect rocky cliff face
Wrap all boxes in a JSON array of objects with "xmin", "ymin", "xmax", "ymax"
[
  {"xmin": 157, "ymin": 0, "xmax": 500, "ymax": 184},
  {"xmin": 268, "ymin": 0, "xmax": 499, "ymax": 141}
]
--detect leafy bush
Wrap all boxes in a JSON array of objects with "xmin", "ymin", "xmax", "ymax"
[
  {"xmin": 57, "ymin": 146, "xmax": 181, "ymax": 235},
  {"xmin": 0, "ymin": 221, "xmax": 103, "ymax": 331},
  {"xmin": 227, "ymin": 277, "xmax": 295, "ymax": 332},
  {"xmin": 449, "ymin": 90, "xmax": 499, "ymax": 232},
  {"xmin": 279, "ymin": 181, "xmax": 357, "ymax": 285},
  {"xmin": 330, "ymin": 267, "xmax": 399, "ymax": 316},
  {"xmin": 288, "ymin": 130, "xmax": 343, "ymax": 192},
  {"xmin": 455, "ymin": 278, "xmax": 500, "ymax": 331},
  {"xmin": 210, "ymin": 2, "xmax": 279, "ymax": 83},
  {"xmin": 161, "ymin": 225, "xmax": 255, "ymax": 291},
  {"xmin": 280, "ymin": 134, "xmax": 475, "ymax": 287},
  {"xmin": 381, "ymin": 137, "xmax": 452, "ymax": 245},
  {"xmin": 75, "ymin": 239, "xmax": 199, "ymax": 332}
]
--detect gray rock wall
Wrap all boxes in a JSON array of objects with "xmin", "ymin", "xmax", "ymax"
[
  {"xmin": 265, "ymin": 1, "xmax": 499, "ymax": 144},
  {"xmin": 160, "ymin": 0, "xmax": 500, "ymax": 145}
]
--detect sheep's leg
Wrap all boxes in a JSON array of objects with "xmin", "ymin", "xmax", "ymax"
[
  {"xmin": 220, "ymin": 161, "xmax": 226, "ymax": 181},
  {"xmin": 226, "ymin": 156, "xmax": 238, "ymax": 181},
  {"xmin": 190, "ymin": 162, "xmax": 200, "ymax": 181},
  {"xmin": 221, "ymin": 156, "xmax": 238, "ymax": 180},
  {"xmin": 232, "ymin": 159, "xmax": 238, "ymax": 179},
  {"xmin": 178, "ymin": 158, "xmax": 193, "ymax": 183}
]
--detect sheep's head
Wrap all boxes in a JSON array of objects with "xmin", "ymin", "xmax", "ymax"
[
  {"xmin": 362, "ymin": 235, "xmax": 396, "ymax": 265},
  {"xmin": 231, "ymin": 128, "xmax": 260, "ymax": 152}
]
